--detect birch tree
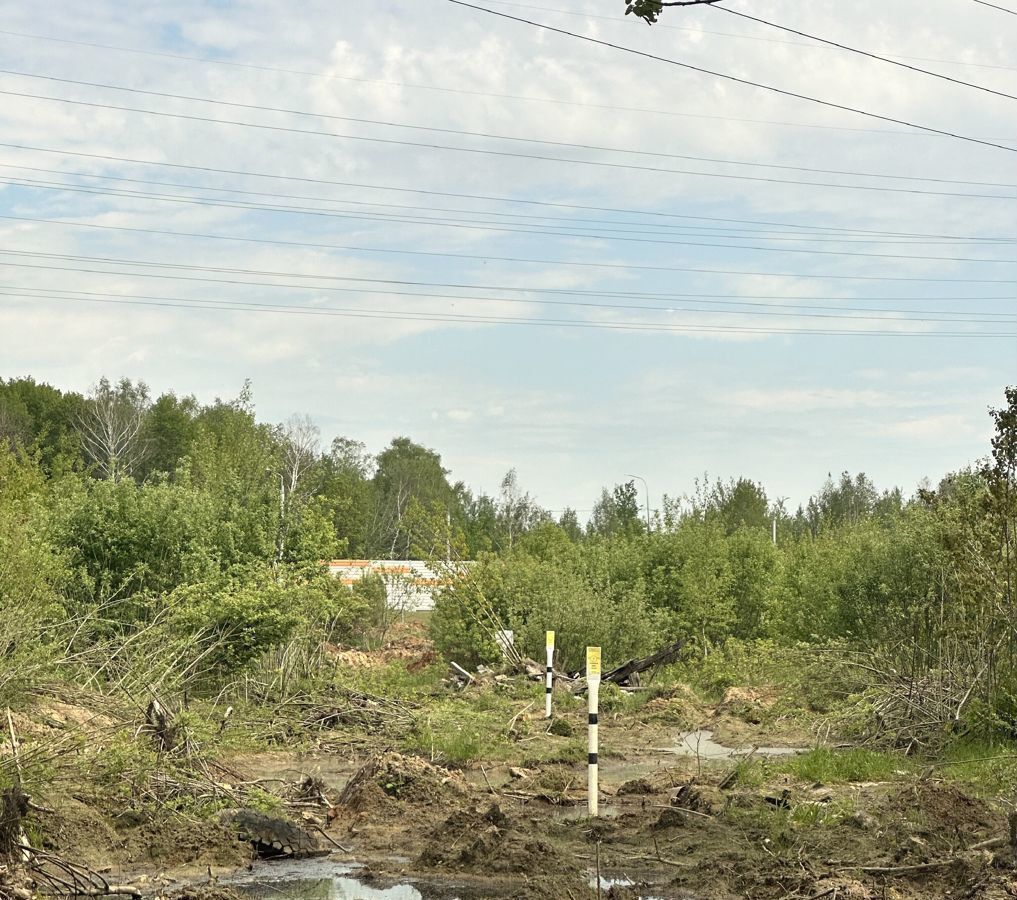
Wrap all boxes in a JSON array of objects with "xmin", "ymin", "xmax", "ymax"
[{"xmin": 77, "ymin": 377, "xmax": 151, "ymax": 481}]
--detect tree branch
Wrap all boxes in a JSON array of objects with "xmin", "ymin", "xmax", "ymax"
[{"xmin": 625, "ymin": 0, "xmax": 723, "ymax": 25}]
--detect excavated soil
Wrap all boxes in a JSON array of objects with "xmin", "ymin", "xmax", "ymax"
[{"xmin": 12, "ymin": 639, "xmax": 1017, "ymax": 900}]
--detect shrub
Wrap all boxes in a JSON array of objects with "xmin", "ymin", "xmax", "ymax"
[{"xmin": 166, "ymin": 569, "xmax": 299, "ymax": 681}]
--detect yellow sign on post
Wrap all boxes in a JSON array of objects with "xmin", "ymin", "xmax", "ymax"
[
  {"xmin": 546, "ymin": 630, "xmax": 555, "ymax": 649},
  {"xmin": 587, "ymin": 645, "xmax": 601, "ymax": 817}
]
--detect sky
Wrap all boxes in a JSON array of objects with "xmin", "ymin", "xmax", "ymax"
[{"xmin": 0, "ymin": 0, "xmax": 1014, "ymax": 516}]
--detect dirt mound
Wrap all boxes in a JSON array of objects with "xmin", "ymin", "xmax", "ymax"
[
  {"xmin": 721, "ymin": 686, "xmax": 775, "ymax": 707},
  {"xmin": 325, "ymin": 621, "xmax": 437, "ymax": 671},
  {"xmin": 617, "ymin": 778, "xmax": 655, "ymax": 796},
  {"xmin": 640, "ymin": 683, "xmax": 701, "ymax": 724},
  {"xmin": 35, "ymin": 790, "xmax": 247, "ymax": 870},
  {"xmin": 338, "ymin": 752, "xmax": 468, "ymax": 812},
  {"xmin": 717, "ymin": 686, "xmax": 781, "ymax": 725},
  {"xmin": 881, "ymin": 782, "xmax": 1002, "ymax": 850},
  {"xmin": 418, "ymin": 802, "xmax": 577, "ymax": 878},
  {"xmin": 325, "ymin": 635, "xmax": 437, "ymax": 671}
]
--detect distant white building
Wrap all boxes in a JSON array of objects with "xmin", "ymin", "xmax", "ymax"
[{"xmin": 326, "ymin": 559, "xmax": 449, "ymax": 612}]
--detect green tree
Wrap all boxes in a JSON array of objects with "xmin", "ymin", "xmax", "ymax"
[
  {"xmin": 647, "ymin": 519, "xmax": 733, "ymax": 650},
  {"xmin": 557, "ymin": 507, "xmax": 583, "ymax": 542},
  {"xmin": 702, "ymin": 477, "xmax": 770, "ymax": 534},
  {"xmin": 314, "ymin": 436, "xmax": 375, "ymax": 558},
  {"xmin": 0, "ymin": 452, "xmax": 70, "ymax": 699},
  {"xmin": 368, "ymin": 437, "xmax": 460, "ymax": 558},
  {"xmin": 142, "ymin": 391, "xmax": 199, "ymax": 479},
  {"xmin": 588, "ymin": 480, "xmax": 644, "ymax": 538},
  {"xmin": 0, "ymin": 377, "xmax": 85, "ymax": 472}
]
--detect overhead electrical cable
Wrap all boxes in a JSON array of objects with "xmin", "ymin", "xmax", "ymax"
[
  {"xmin": 706, "ymin": 6, "xmax": 1017, "ymax": 103},
  {"xmin": 3, "ymin": 203, "xmax": 1012, "ymax": 270},
  {"xmin": 5, "ymin": 182, "xmax": 1006, "ymax": 246},
  {"xmin": 2, "ymin": 142, "xmax": 1010, "ymax": 244},
  {"xmin": 2, "ymin": 90, "xmax": 1014, "ymax": 201},
  {"xmin": 1, "ymin": 280, "xmax": 1011, "ymax": 322},
  {"xmin": 445, "ymin": 0, "xmax": 1017, "ymax": 154},
  {"xmin": 1, "ymin": 286, "xmax": 1011, "ymax": 338},
  {"xmin": 7, "ymin": 177, "xmax": 1017, "ymax": 265},
  {"xmin": 0, "ymin": 28, "xmax": 1011, "ymax": 148},
  {"xmin": 971, "ymin": 0, "xmax": 1017, "ymax": 15},
  {"xmin": 486, "ymin": 0, "xmax": 1017, "ymax": 72},
  {"xmin": 2, "ymin": 69, "xmax": 1015, "ymax": 191},
  {"xmin": 5, "ymin": 181, "xmax": 1017, "ymax": 265},
  {"xmin": 1, "ymin": 247, "xmax": 1015, "ymax": 285}
]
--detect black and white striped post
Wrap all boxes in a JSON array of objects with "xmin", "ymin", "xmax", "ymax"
[
  {"xmin": 545, "ymin": 630, "xmax": 555, "ymax": 719},
  {"xmin": 587, "ymin": 645, "xmax": 601, "ymax": 817}
]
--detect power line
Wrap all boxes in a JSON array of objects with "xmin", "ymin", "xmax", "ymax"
[
  {"xmin": 6, "ymin": 174, "xmax": 1005, "ymax": 246},
  {"xmin": 2, "ymin": 285, "xmax": 1011, "ymax": 338},
  {"xmin": 487, "ymin": 1, "xmax": 1017, "ymax": 72},
  {"xmin": 971, "ymin": 0, "xmax": 1017, "ymax": 15},
  {"xmin": 3, "ymin": 69, "xmax": 1015, "ymax": 191},
  {"xmin": 3, "ymin": 239, "xmax": 1014, "ymax": 287},
  {"xmin": 8, "ymin": 177, "xmax": 1017, "ymax": 264},
  {"xmin": 3, "ymin": 22, "xmax": 1013, "ymax": 138},
  {"xmin": 0, "ymin": 235, "xmax": 1011, "ymax": 318},
  {"xmin": 713, "ymin": 5, "xmax": 1017, "ymax": 103},
  {"xmin": 445, "ymin": 0, "xmax": 1017, "ymax": 154},
  {"xmin": 3, "ymin": 281, "xmax": 1010, "ymax": 325},
  {"xmin": 10, "ymin": 284, "xmax": 1016, "ymax": 323},
  {"xmin": 3, "ymin": 88, "xmax": 1014, "ymax": 201},
  {"xmin": 2, "ymin": 142, "xmax": 1012, "ymax": 243}
]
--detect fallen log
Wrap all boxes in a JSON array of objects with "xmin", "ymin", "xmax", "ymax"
[
  {"xmin": 572, "ymin": 639, "xmax": 686, "ymax": 693},
  {"xmin": 603, "ymin": 639, "xmax": 686, "ymax": 685}
]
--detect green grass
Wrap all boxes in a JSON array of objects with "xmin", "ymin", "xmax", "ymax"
[
  {"xmin": 778, "ymin": 747, "xmax": 909, "ymax": 783},
  {"xmin": 934, "ymin": 737, "xmax": 1017, "ymax": 794},
  {"xmin": 339, "ymin": 659, "xmax": 446, "ymax": 698}
]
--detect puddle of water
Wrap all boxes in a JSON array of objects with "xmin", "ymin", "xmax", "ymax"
[
  {"xmin": 551, "ymin": 803, "xmax": 619, "ymax": 821},
  {"xmin": 226, "ymin": 857, "xmax": 501, "ymax": 900},
  {"xmin": 673, "ymin": 729, "xmax": 804, "ymax": 760},
  {"xmin": 228, "ymin": 859, "xmax": 426, "ymax": 900},
  {"xmin": 590, "ymin": 874, "xmax": 669, "ymax": 900}
]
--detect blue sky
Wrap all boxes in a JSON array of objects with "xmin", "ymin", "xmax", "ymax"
[{"xmin": 0, "ymin": 0, "xmax": 1013, "ymax": 515}]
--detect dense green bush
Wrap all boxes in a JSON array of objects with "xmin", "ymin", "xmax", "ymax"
[
  {"xmin": 0, "ymin": 453, "xmax": 70, "ymax": 701},
  {"xmin": 166, "ymin": 570, "xmax": 299, "ymax": 679}
]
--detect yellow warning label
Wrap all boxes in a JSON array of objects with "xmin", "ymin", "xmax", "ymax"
[
  {"xmin": 587, "ymin": 646, "xmax": 602, "ymax": 677},
  {"xmin": 546, "ymin": 630, "xmax": 555, "ymax": 649}
]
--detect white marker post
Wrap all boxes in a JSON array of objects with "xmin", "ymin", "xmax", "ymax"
[
  {"xmin": 587, "ymin": 646, "xmax": 601, "ymax": 817},
  {"xmin": 545, "ymin": 631, "xmax": 555, "ymax": 718}
]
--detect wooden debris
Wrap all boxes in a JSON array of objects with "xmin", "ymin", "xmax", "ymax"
[
  {"xmin": 449, "ymin": 661, "xmax": 475, "ymax": 685},
  {"xmin": 602, "ymin": 639, "xmax": 685, "ymax": 686}
]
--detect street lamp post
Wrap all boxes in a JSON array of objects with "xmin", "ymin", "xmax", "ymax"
[{"xmin": 625, "ymin": 474, "xmax": 651, "ymax": 532}]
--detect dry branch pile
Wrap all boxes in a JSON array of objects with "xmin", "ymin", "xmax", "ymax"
[{"xmin": 292, "ymin": 686, "xmax": 417, "ymax": 733}]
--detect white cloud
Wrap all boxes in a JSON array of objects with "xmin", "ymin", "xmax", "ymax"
[{"xmin": 0, "ymin": 0, "xmax": 1011, "ymax": 510}]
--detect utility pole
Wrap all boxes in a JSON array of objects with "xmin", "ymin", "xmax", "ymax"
[{"xmin": 626, "ymin": 474, "xmax": 651, "ymax": 531}]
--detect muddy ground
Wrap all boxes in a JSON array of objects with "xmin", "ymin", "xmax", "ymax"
[{"xmin": 11, "ymin": 632, "xmax": 1017, "ymax": 900}]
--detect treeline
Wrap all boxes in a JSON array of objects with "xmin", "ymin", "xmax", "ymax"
[
  {"xmin": 1, "ymin": 374, "xmax": 1014, "ymax": 738},
  {"xmin": 0, "ymin": 375, "xmax": 916, "ymax": 562},
  {"xmin": 430, "ymin": 387, "xmax": 1016, "ymax": 740}
]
